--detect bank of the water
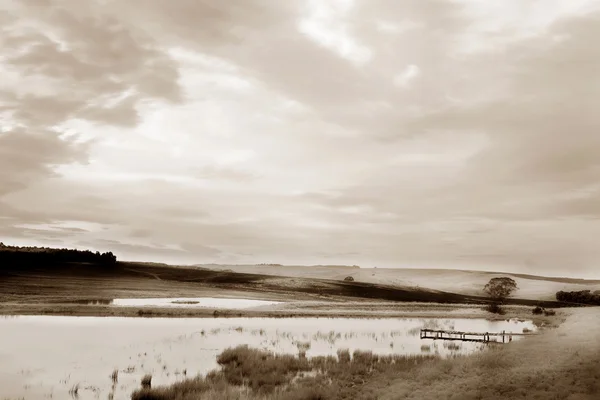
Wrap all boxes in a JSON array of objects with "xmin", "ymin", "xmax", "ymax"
[{"xmin": 0, "ymin": 301, "xmax": 563, "ymax": 326}]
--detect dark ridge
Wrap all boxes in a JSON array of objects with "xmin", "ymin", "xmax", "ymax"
[{"xmin": 0, "ymin": 243, "xmax": 117, "ymax": 268}]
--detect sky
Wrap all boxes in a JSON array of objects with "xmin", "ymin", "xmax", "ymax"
[{"xmin": 1, "ymin": 0, "xmax": 599, "ymax": 278}]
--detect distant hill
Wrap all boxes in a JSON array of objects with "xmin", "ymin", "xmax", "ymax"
[
  {"xmin": 195, "ymin": 264, "xmax": 600, "ymax": 301},
  {"xmin": 194, "ymin": 263, "xmax": 361, "ymax": 269}
]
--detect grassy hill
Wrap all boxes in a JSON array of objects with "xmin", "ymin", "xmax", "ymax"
[{"xmin": 195, "ymin": 264, "xmax": 600, "ymax": 301}]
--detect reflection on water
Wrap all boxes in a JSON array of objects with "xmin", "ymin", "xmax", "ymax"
[
  {"xmin": 68, "ymin": 299, "xmax": 114, "ymax": 305},
  {"xmin": 0, "ymin": 316, "xmax": 536, "ymax": 400}
]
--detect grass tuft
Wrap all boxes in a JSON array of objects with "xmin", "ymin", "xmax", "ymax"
[
  {"xmin": 141, "ymin": 374, "xmax": 152, "ymax": 389},
  {"xmin": 132, "ymin": 345, "xmax": 434, "ymax": 400}
]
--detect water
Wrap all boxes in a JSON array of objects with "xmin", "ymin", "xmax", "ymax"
[
  {"xmin": 111, "ymin": 297, "xmax": 282, "ymax": 309},
  {"xmin": 63, "ymin": 297, "xmax": 283, "ymax": 309},
  {"xmin": 0, "ymin": 316, "xmax": 536, "ymax": 400}
]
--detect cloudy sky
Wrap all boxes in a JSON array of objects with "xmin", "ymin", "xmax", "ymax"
[{"xmin": 1, "ymin": 0, "xmax": 599, "ymax": 277}]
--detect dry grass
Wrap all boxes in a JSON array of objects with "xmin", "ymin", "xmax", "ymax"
[
  {"xmin": 374, "ymin": 307, "xmax": 600, "ymax": 400},
  {"xmin": 131, "ymin": 346, "xmax": 434, "ymax": 400},
  {"xmin": 110, "ymin": 368, "xmax": 119, "ymax": 384}
]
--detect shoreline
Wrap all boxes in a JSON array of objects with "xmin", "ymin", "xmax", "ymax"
[{"xmin": 0, "ymin": 302, "xmax": 566, "ymax": 326}]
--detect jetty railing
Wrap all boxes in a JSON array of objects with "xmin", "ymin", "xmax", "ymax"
[{"xmin": 420, "ymin": 329, "xmax": 535, "ymax": 343}]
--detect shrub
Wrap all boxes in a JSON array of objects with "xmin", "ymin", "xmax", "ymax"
[
  {"xmin": 485, "ymin": 303, "xmax": 505, "ymax": 314},
  {"xmin": 544, "ymin": 309, "xmax": 556, "ymax": 316},
  {"xmin": 532, "ymin": 306, "xmax": 544, "ymax": 315},
  {"xmin": 343, "ymin": 276, "xmax": 354, "ymax": 282}
]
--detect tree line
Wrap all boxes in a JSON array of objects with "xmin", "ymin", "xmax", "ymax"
[
  {"xmin": 555, "ymin": 290, "xmax": 600, "ymax": 305},
  {"xmin": 0, "ymin": 243, "xmax": 117, "ymax": 266}
]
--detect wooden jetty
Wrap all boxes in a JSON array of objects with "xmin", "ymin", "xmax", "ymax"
[{"xmin": 420, "ymin": 329, "xmax": 535, "ymax": 343}]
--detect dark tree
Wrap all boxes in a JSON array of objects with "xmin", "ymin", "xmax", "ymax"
[
  {"xmin": 0, "ymin": 244, "xmax": 118, "ymax": 269},
  {"xmin": 484, "ymin": 277, "xmax": 518, "ymax": 302},
  {"xmin": 556, "ymin": 290, "xmax": 600, "ymax": 305}
]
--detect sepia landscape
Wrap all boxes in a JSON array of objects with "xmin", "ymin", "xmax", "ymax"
[
  {"xmin": 2, "ymin": 245, "xmax": 599, "ymax": 399},
  {"xmin": 1, "ymin": 1, "xmax": 600, "ymax": 399}
]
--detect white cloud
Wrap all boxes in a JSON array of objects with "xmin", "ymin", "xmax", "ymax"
[
  {"xmin": 453, "ymin": 0, "xmax": 600, "ymax": 53},
  {"xmin": 298, "ymin": 0, "xmax": 372, "ymax": 65},
  {"xmin": 375, "ymin": 19, "xmax": 422, "ymax": 34},
  {"xmin": 393, "ymin": 64, "xmax": 420, "ymax": 87}
]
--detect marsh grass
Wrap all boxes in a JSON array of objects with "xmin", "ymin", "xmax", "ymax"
[
  {"xmin": 141, "ymin": 374, "xmax": 152, "ymax": 389},
  {"xmin": 68, "ymin": 383, "xmax": 79, "ymax": 398},
  {"xmin": 443, "ymin": 342, "xmax": 461, "ymax": 351},
  {"xmin": 131, "ymin": 345, "xmax": 434, "ymax": 400}
]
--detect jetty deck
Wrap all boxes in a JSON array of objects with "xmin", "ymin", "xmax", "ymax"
[{"xmin": 420, "ymin": 328, "xmax": 535, "ymax": 343}]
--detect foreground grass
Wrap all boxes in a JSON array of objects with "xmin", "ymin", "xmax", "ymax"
[
  {"xmin": 131, "ymin": 308, "xmax": 599, "ymax": 400},
  {"xmin": 131, "ymin": 346, "xmax": 435, "ymax": 400}
]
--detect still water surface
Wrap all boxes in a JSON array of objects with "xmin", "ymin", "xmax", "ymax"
[
  {"xmin": 112, "ymin": 297, "xmax": 282, "ymax": 308},
  {"xmin": 0, "ymin": 316, "xmax": 536, "ymax": 400},
  {"xmin": 67, "ymin": 297, "xmax": 282, "ymax": 309}
]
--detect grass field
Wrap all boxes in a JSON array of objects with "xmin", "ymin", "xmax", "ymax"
[{"xmin": 0, "ymin": 261, "xmax": 575, "ymax": 319}]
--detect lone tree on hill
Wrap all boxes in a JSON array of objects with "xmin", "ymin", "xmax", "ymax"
[{"xmin": 484, "ymin": 277, "xmax": 518, "ymax": 302}]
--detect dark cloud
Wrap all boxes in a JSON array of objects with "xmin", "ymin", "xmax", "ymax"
[
  {"xmin": 0, "ymin": 0, "xmax": 183, "ymax": 198},
  {"xmin": 0, "ymin": 129, "xmax": 88, "ymax": 195}
]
